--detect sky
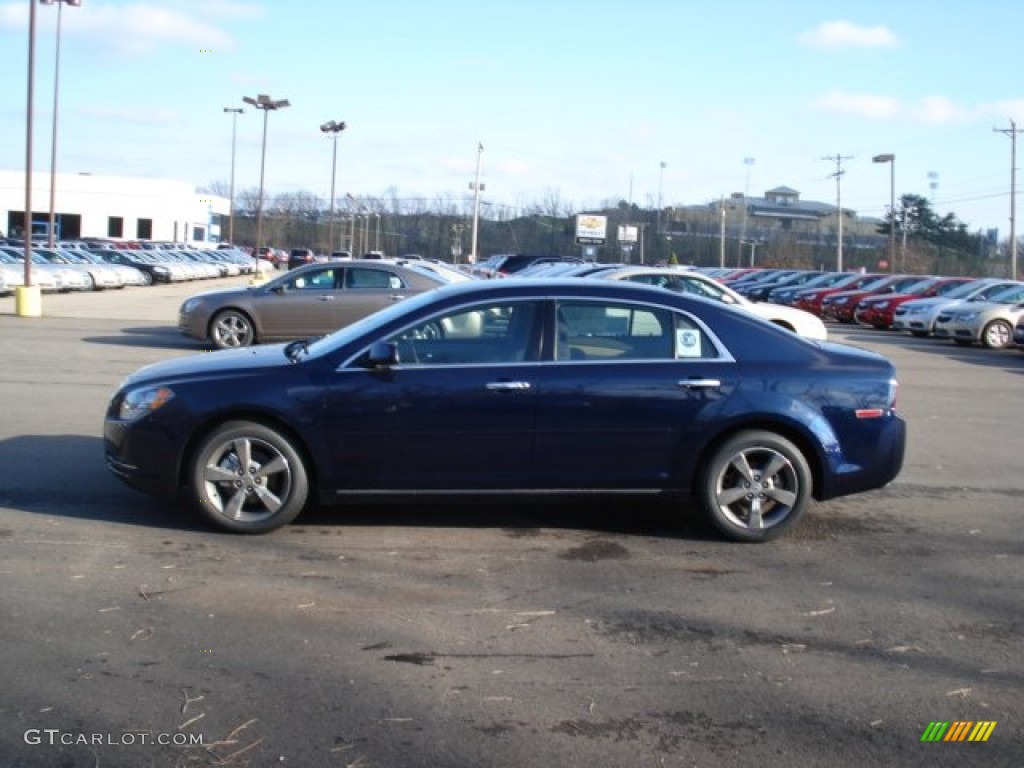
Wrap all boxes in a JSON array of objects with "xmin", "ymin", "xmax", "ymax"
[{"xmin": 2, "ymin": 0, "xmax": 1024, "ymax": 235}]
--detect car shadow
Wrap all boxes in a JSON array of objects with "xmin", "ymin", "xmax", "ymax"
[
  {"xmin": 80, "ymin": 325, "xmax": 214, "ymax": 352},
  {"xmin": 0, "ymin": 434, "xmax": 206, "ymax": 532},
  {"xmin": 296, "ymin": 496, "xmax": 714, "ymax": 541},
  {"xmin": 82, "ymin": 325, "xmax": 210, "ymax": 350},
  {"xmin": 0, "ymin": 434, "xmax": 713, "ymax": 540}
]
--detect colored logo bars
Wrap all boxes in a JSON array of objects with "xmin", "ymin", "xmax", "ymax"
[{"xmin": 920, "ymin": 721, "xmax": 997, "ymax": 743}]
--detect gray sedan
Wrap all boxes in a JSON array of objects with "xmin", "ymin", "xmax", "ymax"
[{"xmin": 179, "ymin": 260, "xmax": 447, "ymax": 349}]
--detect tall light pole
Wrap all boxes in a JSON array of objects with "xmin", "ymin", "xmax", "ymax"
[
  {"xmin": 319, "ymin": 119, "xmax": 346, "ymax": 254},
  {"xmin": 469, "ymin": 142, "xmax": 484, "ymax": 263},
  {"xmin": 872, "ymin": 154, "xmax": 896, "ymax": 272},
  {"xmin": 738, "ymin": 157, "xmax": 754, "ymax": 264},
  {"xmin": 242, "ymin": 93, "xmax": 290, "ymax": 272},
  {"xmin": 657, "ymin": 160, "xmax": 667, "ymax": 262},
  {"xmin": 41, "ymin": 0, "xmax": 82, "ymax": 249},
  {"xmin": 18, "ymin": 0, "xmax": 41, "ymax": 316},
  {"xmin": 223, "ymin": 107, "xmax": 244, "ymax": 246}
]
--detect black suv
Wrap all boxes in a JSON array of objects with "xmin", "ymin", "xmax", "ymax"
[{"xmin": 287, "ymin": 248, "xmax": 317, "ymax": 270}]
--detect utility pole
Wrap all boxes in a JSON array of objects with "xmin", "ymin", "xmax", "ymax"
[
  {"xmin": 823, "ymin": 154, "xmax": 853, "ymax": 271},
  {"xmin": 718, "ymin": 195, "xmax": 726, "ymax": 268},
  {"xmin": 738, "ymin": 157, "xmax": 755, "ymax": 265},
  {"xmin": 994, "ymin": 121, "xmax": 1022, "ymax": 280}
]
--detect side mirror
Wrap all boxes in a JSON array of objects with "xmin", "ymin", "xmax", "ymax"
[{"xmin": 367, "ymin": 341, "xmax": 398, "ymax": 367}]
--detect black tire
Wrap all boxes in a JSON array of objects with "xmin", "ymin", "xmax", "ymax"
[
  {"xmin": 696, "ymin": 430, "xmax": 812, "ymax": 542},
  {"xmin": 981, "ymin": 319, "xmax": 1012, "ymax": 349},
  {"xmin": 210, "ymin": 309, "xmax": 256, "ymax": 349},
  {"xmin": 140, "ymin": 271, "xmax": 154, "ymax": 286},
  {"xmin": 189, "ymin": 421, "xmax": 309, "ymax": 533}
]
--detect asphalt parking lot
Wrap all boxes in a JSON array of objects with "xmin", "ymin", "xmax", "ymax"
[{"xmin": 1, "ymin": 280, "xmax": 1022, "ymax": 767}]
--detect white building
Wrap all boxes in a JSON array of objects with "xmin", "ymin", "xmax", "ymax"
[{"xmin": 0, "ymin": 170, "xmax": 229, "ymax": 248}]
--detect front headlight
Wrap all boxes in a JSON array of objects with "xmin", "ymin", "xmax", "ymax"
[
  {"xmin": 959, "ymin": 312, "xmax": 979, "ymax": 322},
  {"xmin": 154, "ymin": 266, "xmax": 170, "ymax": 274},
  {"xmin": 875, "ymin": 301, "xmax": 890, "ymax": 309},
  {"xmin": 905, "ymin": 306, "xmax": 924, "ymax": 315},
  {"xmin": 181, "ymin": 297, "xmax": 203, "ymax": 313},
  {"xmin": 834, "ymin": 297, "xmax": 849, "ymax": 305},
  {"xmin": 119, "ymin": 386, "xmax": 175, "ymax": 421}
]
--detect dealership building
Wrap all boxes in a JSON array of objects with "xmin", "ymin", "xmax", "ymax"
[{"xmin": 0, "ymin": 170, "xmax": 229, "ymax": 248}]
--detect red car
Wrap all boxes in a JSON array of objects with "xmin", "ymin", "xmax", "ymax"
[
  {"xmin": 794, "ymin": 273, "xmax": 886, "ymax": 317},
  {"xmin": 854, "ymin": 276, "xmax": 974, "ymax": 329},
  {"xmin": 821, "ymin": 275, "xmax": 925, "ymax": 323}
]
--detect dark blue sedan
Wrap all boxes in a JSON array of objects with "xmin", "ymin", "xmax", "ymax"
[{"xmin": 104, "ymin": 278, "xmax": 906, "ymax": 541}]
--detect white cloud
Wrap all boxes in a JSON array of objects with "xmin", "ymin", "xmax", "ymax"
[
  {"xmin": 84, "ymin": 5, "xmax": 234, "ymax": 54},
  {"xmin": 813, "ymin": 91, "xmax": 981, "ymax": 124},
  {"xmin": 813, "ymin": 91, "xmax": 903, "ymax": 119},
  {"xmin": 986, "ymin": 99, "xmax": 1024, "ymax": 122},
  {"xmin": 799, "ymin": 20, "xmax": 899, "ymax": 50},
  {"xmin": 0, "ymin": 3, "xmax": 237, "ymax": 54}
]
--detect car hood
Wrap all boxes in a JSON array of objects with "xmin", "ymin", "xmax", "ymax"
[{"xmin": 121, "ymin": 343, "xmax": 292, "ymax": 387}]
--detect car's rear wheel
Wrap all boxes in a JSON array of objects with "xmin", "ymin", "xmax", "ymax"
[
  {"xmin": 696, "ymin": 430, "xmax": 811, "ymax": 542},
  {"xmin": 190, "ymin": 421, "xmax": 309, "ymax": 533},
  {"xmin": 210, "ymin": 309, "xmax": 255, "ymax": 349},
  {"xmin": 981, "ymin": 319, "xmax": 1012, "ymax": 349}
]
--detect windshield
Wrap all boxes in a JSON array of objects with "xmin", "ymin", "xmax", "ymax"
[
  {"xmin": 941, "ymin": 280, "xmax": 983, "ymax": 299},
  {"xmin": 988, "ymin": 284, "xmax": 1024, "ymax": 304}
]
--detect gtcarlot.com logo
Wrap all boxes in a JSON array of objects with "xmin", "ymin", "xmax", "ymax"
[
  {"xmin": 920, "ymin": 721, "xmax": 997, "ymax": 743},
  {"xmin": 24, "ymin": 729, "xmax": 203, "ymax": 747}
]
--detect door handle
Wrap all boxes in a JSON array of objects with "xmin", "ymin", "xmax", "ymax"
[
  {"xmin": 678, "ymin": 378, "xmax": 721, "ymax": 389},
  {"xmin": 316, "ymin": 295, "xmax": 336, "ymax": 302},
  {"xmin": 486, "ymin": 381, "xmax": 532, "ymax": 392}
]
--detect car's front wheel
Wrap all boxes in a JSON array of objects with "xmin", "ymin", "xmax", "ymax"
[
  {"xmin": 189, "ymin": 421, "xmax": 309, "ymax": 533},
  {"xmin": 696, "ymin": 430, "xmax": 812, "ymax": 542},
  {"xmin": 210, "ymin": 309, "xmax": 256, "ymax": 349},
  {"xmin": 981, "ymin": 319, "xmax": 1012, "ymax": 349}
]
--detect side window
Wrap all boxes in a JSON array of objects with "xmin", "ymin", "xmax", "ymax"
[
  {"xmin": 347, "ymin": 268, "xmax": 401, "ymax": 289},
  {"xmin": 556, "ymin": 301, "xmax": 717, "ymax": 361},
  {"xmin": 386, "ymin": 302, "xmax": 538, "ymax": 366},
  {"xmin": 289, "ymin": 268, "xmax": 336, "ymax": 290}
]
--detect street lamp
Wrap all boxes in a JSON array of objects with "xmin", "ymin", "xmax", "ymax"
[
  {"xmin": 223, "ymin": 107, "xmax": 244, "ymax": 246},
  {"xmin": 319, "ymin": 119, "xmax": 346, "ymax": 253},
  {"xmin": 873, "ymin": 153, "xmax": 896, "ymax": 272},
  {"xmin": 242, "ymin": 93, "xmax": 290, "ymax": 273},
  {"xmin": 40, "ymin": 0, "xmax": 82, "ymax": 250},
  {"xmin": 18, "ymin": 0, "xmax": 42, "ymax": 317},
  {"xmin": 469, "ymin": 142, "xmax": 484, "ymax": 263}
]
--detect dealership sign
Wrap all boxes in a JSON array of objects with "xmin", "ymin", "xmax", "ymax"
[{"xmin": 575, "ymin": 214, "xmax": 607, "ymax": 245}]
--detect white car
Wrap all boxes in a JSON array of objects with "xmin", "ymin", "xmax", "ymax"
[
  {"xmin": 891, "ymin": 278, "xmax": 1022, "ymax": 337},
  {"xmin": 932, "ymin": 283, "xmax": 1024, "ymax": 349},
  {"xmin": 596, "ymin": 266, "xmax": 828, "ymax": 340}
]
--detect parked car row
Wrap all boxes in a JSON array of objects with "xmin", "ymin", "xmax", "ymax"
[
  {"xmin": 0, "ymin": 240, "xmax": 259, "ymax": 294},
  {"xmin": 703, "ymin": 265, "xmax": 1024, "ymax": 353}
]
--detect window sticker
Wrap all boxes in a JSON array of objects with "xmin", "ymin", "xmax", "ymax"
[{"xmin": 676, "ymin": 328, "xmax": 702, "ymax": 358}]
